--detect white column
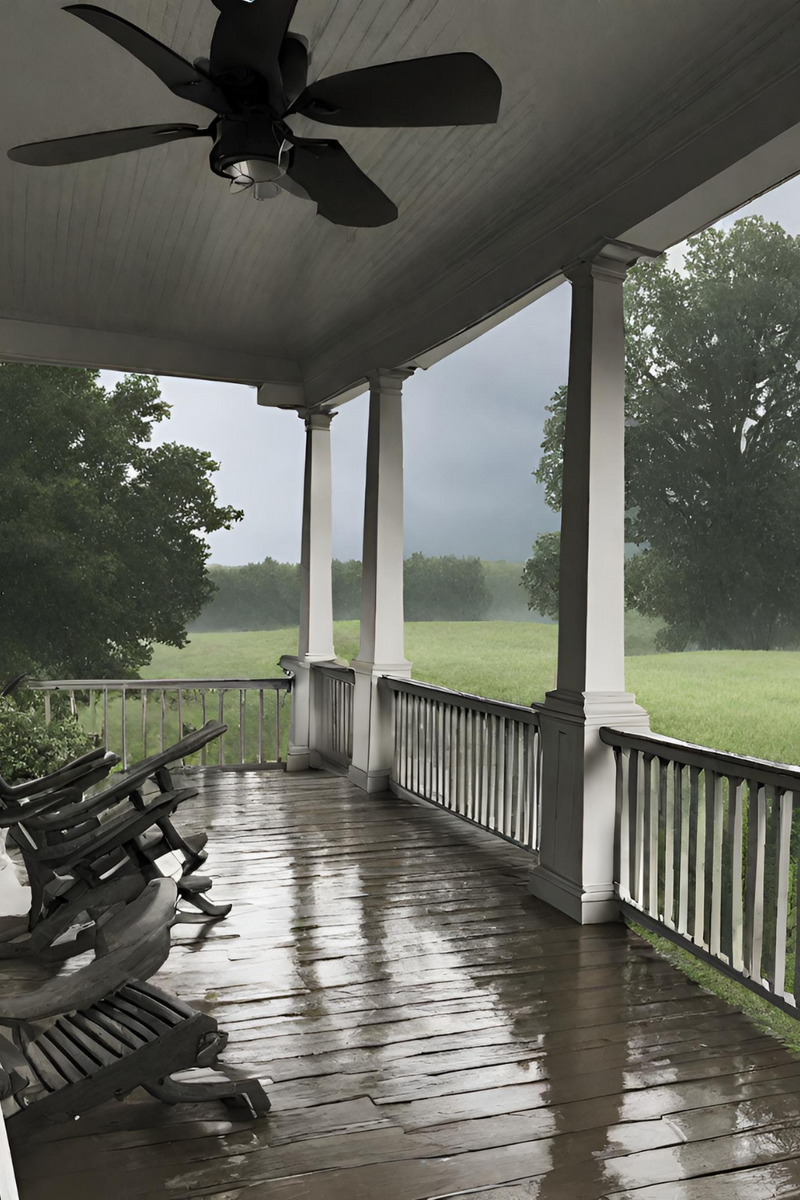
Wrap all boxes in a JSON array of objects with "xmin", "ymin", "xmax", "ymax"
[
  {"xmin": 282, "ymin": 410, "xmax": 336, "ymax": 772},
  {"xmin": 349, "ymin": 369, "xmax": 413, "ymax": 792},
  {"xmin": 530, "ymin": 239, "xmax": 657, "ymax": 923}
]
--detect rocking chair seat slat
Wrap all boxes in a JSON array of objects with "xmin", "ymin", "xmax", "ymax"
[
  {"xmin": 39, "ymin": 1027, "xmax": 101, "ymax": 1081},
  {"xmin": 68, "ymin": 1012, "xmax": 128, "ymax": 1060},
  {"xmin": 91, "ymin": 999, "xmax": 159, "ymax": 1043},
  {"xmin": 126, "ymin": 980, "xmax": 197, "ymax": 1020},
  {"xmin": 54, "ymin": 1016, "xmax": 119, "ymax": 1068},
  {"xmin": 3, "ymin": 980, "xmax": 270, "ymax": 1134},
  {"xmin": 116, "ymin": 985, "xmax": 183, "ymax": 1026}
]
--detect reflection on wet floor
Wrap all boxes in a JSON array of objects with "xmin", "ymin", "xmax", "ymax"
[{"xmin": 11, "ymin": 770, "xmax": 800, "ymax": 1199}]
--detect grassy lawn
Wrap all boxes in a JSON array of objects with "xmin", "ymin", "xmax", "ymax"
[{"xmin": 145, "ymin": 622, "xmax": 800, "ymax": 766}]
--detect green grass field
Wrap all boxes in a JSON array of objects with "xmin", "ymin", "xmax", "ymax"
[{"xmin": 145, "ymin": 621, "xmax": 800, "ymax": 766}]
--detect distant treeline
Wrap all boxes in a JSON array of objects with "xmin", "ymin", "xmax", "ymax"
[{"xmin": 191, "ymin": 555, "xmax": 540, "ymax": 632}]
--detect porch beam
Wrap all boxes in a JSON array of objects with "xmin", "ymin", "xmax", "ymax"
[
  {"xmin": 349, "ymin": 368, "xmax": 413, "ymax": 793},
  {"xmin": 530, "ymin": 239, "xmax": 657, "ymax": 925},
  {"xmin": 0, "ymin": 316, "xmax": 301, "ymax": 388},
  {"xmin": 282, "ymin": 410, "xmax": 336, "ymax": 773}
]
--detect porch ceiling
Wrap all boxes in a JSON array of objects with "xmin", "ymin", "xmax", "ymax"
[{"xmin": 3, "ymin": 1, "xmax": 800, "ymax": 404}]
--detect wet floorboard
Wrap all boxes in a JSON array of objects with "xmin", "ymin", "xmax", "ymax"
[{"xmin": 10, "ymin": 769, "xmax": 800, "ymax": 1199}]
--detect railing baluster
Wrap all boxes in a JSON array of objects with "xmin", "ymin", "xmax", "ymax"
[
  {"xmin": 642, "ymin": 754, "xmax": 656, "ymax": 917},
  {"xmin": 744, "ymin": 779, "xmax": 766, "ymax": 982},
  {"xmin": 662, "ymin": 759, "xmax": 674, "ymax": 927},
  {"xmin": 218, "ymin": 691, "xmax": 225, "ymax": 766},
  {"xmin": 239, "ymin": 688, "xmax": 246, "ymax": 765},
  {"xmin": 120, "ymin": 687, "xmax": 127, "ymax": 770},
  {"xmin": 677, "ymin": 764, "xmax": 690, "ymax": 934},
  {"xmin": 276, "ymin": 687, "xmax": 281, "ymax": 763},
  {"xmin": 706, "ymin": 770, "xmax": 723, "ymax": 957},
  {"xmin": 618, "ymin": 749, "xmax": 632, "ymax": 903},
  {"xmin": 141, "ymin": 689, "xmax": 147, "ymax": 758},
  {"xmin": 631, "ymin": 748, "xmax": 644, "ymax": 909},
  {"xmin": 772, "ymin": 788, "xmax": 791, "ymax": 997},
  {"xmin": 200, "ymin": 691, "xmax": 208, "ymax": 765},
  {"xmin": 258, "ymin": 690, "xmax": 265, "ymax": 765},
  {"xmin": 69, "ymin": 689, "xmax": 77, "ymax": 719},
  {"xmin": 44, "ymin": 693, "xmax": 51, "ymax": 726},
  {"xmin": 690, "ymin": 765, "xmax": 705, "ymax": 946},
  {"xmin": 177, "ymin": 688, "xmax": 184, "ymax": 742},
  {"xmin": 102, "ymin": 688, "xmax": 109, "ymax": 750},
  {"xmin": 160, "ymin": 690, "xmax": 166, "ymax": 752},
  {"xmin": 465, "ymin": 707, "xmax": 473, "ymax": 820},
  {"xmin": 496, "ymin": 717, "xmax": 506, "ymax": 835},
  {"xmin": 729, "ymin": 776, "xmax": 745, "ymax": 972}
]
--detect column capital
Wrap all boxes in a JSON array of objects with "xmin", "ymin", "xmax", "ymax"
[
  {"xmin": 368, "ymin": 367, "xmax": 415, "ymax": 394},
  {"xmin": 298, "ymin": 409, "xmax": 335, "ymax": 432},
  {"xmin": 564, "ymin": 236, "xmax": 661, "ymax": 285}
]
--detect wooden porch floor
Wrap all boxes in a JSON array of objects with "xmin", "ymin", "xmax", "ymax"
[{"xmin": 11, "ymin": 769, "xmax": 800, "ymax": 1199}]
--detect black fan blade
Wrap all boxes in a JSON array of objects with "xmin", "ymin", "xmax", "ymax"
[
  {"xmin": 279, "ymin": 35, "xmax": 309, "ymax": 106},
  {"xmin": 294, "ymin": 53, "xmax": 502, "ymax": 127},
  {"xmin": 65, "ymin": 5, "xmax": 230, "ymax": 113},
  {"xmin": 287, "ymin": 138, "xmax": 397, "ymax": 227},
  {"xmin": 210, "ymin": 0, "xmax": 298, "ymax": 101},
  {"xmin": 8, "ymin": 124, "xmax": 208, "ymax": 166}
]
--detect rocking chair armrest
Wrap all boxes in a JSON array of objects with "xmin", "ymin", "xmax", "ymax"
[
  {"xmin": 0, "ymin": 880, "xmax": 177, "ymax": 1022},
  {"xmin": 23, "ymin": 785, "xmax": 140, "ymax": 831},
  {"xmin": 124, "ymin": 721, "xmax": 227, "ymax": 782},
  {"xmin": 34, "ymin": 790, "xmax": 184, "ymax": 869},
  {"xmin": 0, "ymin": 788, "xmax": 85, "ymax": 827},
  {"xmin": 2, "ymin": 749, "xmax": 119, "ymax": 800},
  {"xmin": 56, "ymin": 720, "xmax": 223, "ymax": 814}
]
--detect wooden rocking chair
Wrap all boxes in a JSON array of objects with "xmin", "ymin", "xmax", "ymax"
[
  {"xmin": 0, "ymin": 878, "xmax": 270, "ymax": 1137},
  {"xmin": 0, "ymin": 722, "xmax": 232, "ymax": 954}
]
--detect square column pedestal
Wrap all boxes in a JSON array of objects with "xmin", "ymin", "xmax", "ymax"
[{"xmin": 533, "ymin": 690, "xmax": 650, "ymax": 923}]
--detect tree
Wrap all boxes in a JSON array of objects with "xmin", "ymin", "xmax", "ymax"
[
  {"xmin": 520, "ymin": 533, "xmax": 560, "ymax": 619},
  {"xmin": 0, "ymin": 365, "xmax": 242, "ymax": 677},
  {"xmin": 524, "ymin": 217, "xmax": 800, "ymax": 650},
  {"xmin": 403, "ymin": 553, "xmax": 491, "ymax": 622}
]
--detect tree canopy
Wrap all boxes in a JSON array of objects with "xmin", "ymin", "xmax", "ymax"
[
  {"xmin": 524, "ymin": 216, "xmax": 800, "ymax": 650},
  {"xmin": 192, "ymin": 553, "xmax": 492, "ymax": 631},
  {"xmin": 0, "ymin": 365, "xmax": 242, "ymax": 677}
]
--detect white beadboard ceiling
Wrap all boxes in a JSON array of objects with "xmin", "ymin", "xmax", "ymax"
[{"xmin": 3, "ymin": 0, "xmax": 800, "ymax": 403}]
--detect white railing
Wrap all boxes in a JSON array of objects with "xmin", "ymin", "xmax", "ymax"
[
  {"xmin": 29, "ymin": 678, "xmax": 292, "ymax": 770},
  {"xmin": 602, "ymin": 726, "xmax": 800, "ymax": 1014},
  {"xmin": 386, "ymin": 677, "xmax": 541, "ymax": 851},
  {"xmin": 311, "ymin": 663, "xmax": 354, "ymax": 768}
]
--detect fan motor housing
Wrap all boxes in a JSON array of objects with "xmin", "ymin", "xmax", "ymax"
[{"xmin": 210, "ymin": 115, "xmax": 285, "ymax": 182}]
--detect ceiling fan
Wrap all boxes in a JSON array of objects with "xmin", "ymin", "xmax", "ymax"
[{"xmin": 7, "ymin": 1, "xmax": 502, "ymax": 228}]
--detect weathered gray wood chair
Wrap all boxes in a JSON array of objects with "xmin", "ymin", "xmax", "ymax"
[
  {"xmin": 0, "ymin": 745, "xmax": 120, "ymax": 805},
  {"xmin": 0, "ymin": 878, "xmax": 270, "ymax": 1136},
  {"xmin": 0, "ymin": 722, "xmax": 232, "ymax": 951}
]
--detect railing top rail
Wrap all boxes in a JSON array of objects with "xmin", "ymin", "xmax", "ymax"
[
  {"xmin": 384, "ymin": 675, "xmax": 541, "ymax": 725},
  {"xmin": 28, "ymin": 678, "xmax": 292, "ymax": 691},
  {"xmin": 601, "ymin": 725, "xmax": 800, "ymax": 790},
  {"xmin": 309, "ymin": 662, "xmax": 356, "ymax": 683}
]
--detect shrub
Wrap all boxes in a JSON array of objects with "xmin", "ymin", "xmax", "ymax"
[{"xmin": 0, "ymin": 697, "xmax": 94, "ymax": 784}]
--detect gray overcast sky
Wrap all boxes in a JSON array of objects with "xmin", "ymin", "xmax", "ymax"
[{"xmin": 100, "ymin": 174, "xmax": 800, "ymax": 567}]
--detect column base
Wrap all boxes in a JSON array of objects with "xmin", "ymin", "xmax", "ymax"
[
  {"xmin": 285, "ymin": 747, "xmax": 311, "ymax": 773},
  {"xmin": 528, "ymin": 864, "xmax": 620, "ymax": 924},
  {"xmin": 533, "ymin": 688, "xmax": 650, "ymax": 926},
  {"xmin": 348, "ymin": 763, "xmax": 392, "ymax": 794}
]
